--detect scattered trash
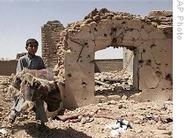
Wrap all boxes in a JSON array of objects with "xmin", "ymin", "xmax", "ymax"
[
  {"xmin": 107, "ymin": 118, "xmax": 132, "ymax": 138},
  {"xmin": 116, "ymin": 118, "xmax": 132, "ymax": 129},
  {"xmin": 0, "ymin": 128, "xmax": 7, "ymax": 135},
  {"xmin": 161, "ymin": 117, "xmax": 173, "ymax": 124},
  {"xmin": 143, "ymin": 113, "xmax": 159, "ymax": 122}
]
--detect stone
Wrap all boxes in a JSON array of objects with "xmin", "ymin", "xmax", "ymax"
[
  {"xmin": 89, "ymin": 111, "xmax": 95, "ymax": 117},
  {"xmin": 107, "ymin": 100, "xmax": 117, "ymax": 105},
  {"xmin": 121, "ymin": 95, "xmax": 128, "ymax": 100},
  {"xmin": 85, "ymin": 18, "xmax": 93, "ymax": 24},
  {"xmin": 78, "ymin": 115, "xmax": 83, "ymax": 121},
  {"xmin": 107, "ymin": 95, "xmax": 121, "ymax": 101},
  {"xmin": 81, "ymin": 117, "xmax": 87, "ymax": 124},
  {"xmin": 95, "ymin": 96, "xmax": 108, "ymax": 103},
  {"xmin": 118, "ymin": 104, "xmax": 124, "ymax": 109},
  {"xmin": 93, "ymin": 15, "xmax": 100, "ymax": 21},
  {"xmin": 157, "ymin": 125, "xmax": 167, "ymax": 130},
  {"xmin": 0, "ymin": 107, "xmax": 4, "ymax": 112}
]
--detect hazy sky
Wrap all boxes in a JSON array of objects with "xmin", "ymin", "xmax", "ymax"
[{"xmin": 0, "ymin": 0, "xmax": 172, "ymax": 59}]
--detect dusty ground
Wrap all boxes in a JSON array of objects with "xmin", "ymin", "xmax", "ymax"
[{"xmin": 0, "ymin": 75, "xmax": 172, "ymax": 138}]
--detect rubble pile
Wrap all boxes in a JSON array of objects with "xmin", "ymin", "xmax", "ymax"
[
  {"xmin": 0, "ymin": 75, "xmax": 172, "ymax": 138},
  {"xmin": 53, "ymin": 99, "xmax": 172, "ymax": 138},
  {"xmin": 0, "ymin": 75, "xmax": 13, "ymax": 137},
  {"xmin": 95, "ymin": 69, "xmax": 133, "ymax": 93},
  {"xmin": 0, "ymin": 75, "xmax": 11, "ymax": 93},
  {"xmin": 0, "ymin": 76, "xmax": 12, "ymax": 121}
]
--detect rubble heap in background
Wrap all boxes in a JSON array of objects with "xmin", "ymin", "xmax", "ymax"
[{"xmin": 95, "ymin": 69, "xmax": 133, "ymax": 92}]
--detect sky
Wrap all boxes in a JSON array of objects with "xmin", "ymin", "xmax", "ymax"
[{"xmin": 0, "ymin": 0, "xmax": 172, "ymax": 59}]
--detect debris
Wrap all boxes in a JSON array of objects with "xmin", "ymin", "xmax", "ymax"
[
  {"xmin": 81, "ymin": 117, "xmax": 87, "ymax": 124},
  {"xmin": 0, "ymin": 128, "xmax": 7, "ymax": 135},
  {"xmin": 57, "ymin": 108, "xmax": 98, "ymax": 122},
  {"xmin": 57, "ymin": 112, "xmax": 83, "ymax": 122},
  {"xmin": 0, "ymin": 75, "xmax": 173, "ymax": 138},
  {"xmin": 107, "ymin": 118, "xmax": 132, "ymax": 138},
  {"xmin": 161, "ymin": 117, "xmax": 173, "ymax": 124},
  {"xmin": 143, "ymin": 113, "xmax": 159, "ymax": 122},
  {"xmin": 95, "ymin": 71, "xmax": 133, "ymax": 93},
  {"xmin": 121, "ymin": 95, "xmax": 128, "ymax": 100},
  {"xmin": 95, "ymin": 79, "xmax": 110, "ymax": 88}
]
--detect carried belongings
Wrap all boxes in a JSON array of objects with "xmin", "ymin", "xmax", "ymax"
[{"xmin": 8, "ymin": 68, "xmax": 62, "ymax": 123}]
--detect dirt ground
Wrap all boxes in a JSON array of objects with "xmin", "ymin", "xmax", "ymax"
[{"xmin": 0, "ymin": 75, "xmax": 172, "ymax": 138}]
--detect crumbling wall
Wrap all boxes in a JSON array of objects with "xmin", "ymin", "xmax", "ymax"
[
  {"xmin": 0, "ymin": 60, "xmax": 17, "ymax": 75},
  {"xmin": 41, "ymin": 20, "xmax": 64, "ymax": 68},
  {"xmin": 56, "ymin": 9, "xmax": 172, "ymax": 108}
]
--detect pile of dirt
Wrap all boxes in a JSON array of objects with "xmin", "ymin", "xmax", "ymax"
[{"xmin": 0, "ymin": 75, "xmax": 172, "ymax": 138}]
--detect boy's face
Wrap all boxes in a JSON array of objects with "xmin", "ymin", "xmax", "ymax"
[{"xmin": 26, "ymin": 43, "xmax": 38, "ymax": 55}]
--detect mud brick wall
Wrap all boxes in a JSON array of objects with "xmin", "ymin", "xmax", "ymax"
[
  {"xmin": 56, "ymin": 9, "xmax": 172, "ymax": 108},
  {"xmin": 41, "ymin": 20, "xmax": 64, "ymax": 68},
  {"xmin": 0, "ymin": 60, "xmax": 17, "ymax": 75},
  {"xmin": 94, "ymin": 59, "xmax": 123, "ymax": 72}
]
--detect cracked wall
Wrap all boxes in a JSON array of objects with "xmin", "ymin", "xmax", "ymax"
[{"xmin": 54, "ymin": 9, "xmax": 172, "ymax": 108}]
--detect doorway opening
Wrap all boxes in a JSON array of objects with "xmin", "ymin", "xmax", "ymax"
[{"xmin": 94, "ymin": 46, "xmax": 139, "ymax": 96}]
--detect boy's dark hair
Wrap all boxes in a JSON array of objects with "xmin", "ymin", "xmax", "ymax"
[{"xmin": 26, "ymin": 38, "xmax": 39, "ymax": 48}]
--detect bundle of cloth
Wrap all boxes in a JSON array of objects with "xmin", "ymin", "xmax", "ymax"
[{"xmin": 8, "ymin": 69, "xmax": 62, "ymax": 124}]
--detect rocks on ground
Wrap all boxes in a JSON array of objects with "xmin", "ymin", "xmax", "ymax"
[{"xmin": 0, "ymin": 75, "xmax": 172, "ymax": 138}]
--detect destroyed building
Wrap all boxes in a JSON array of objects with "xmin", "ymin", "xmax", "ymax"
[
  {"xmin": 42, "ymin": 9, "xmax": 172, "ymax": 108},
  {"xmin": 0, "ymin": 8, "xmax": 173, "ymax": 138}
]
